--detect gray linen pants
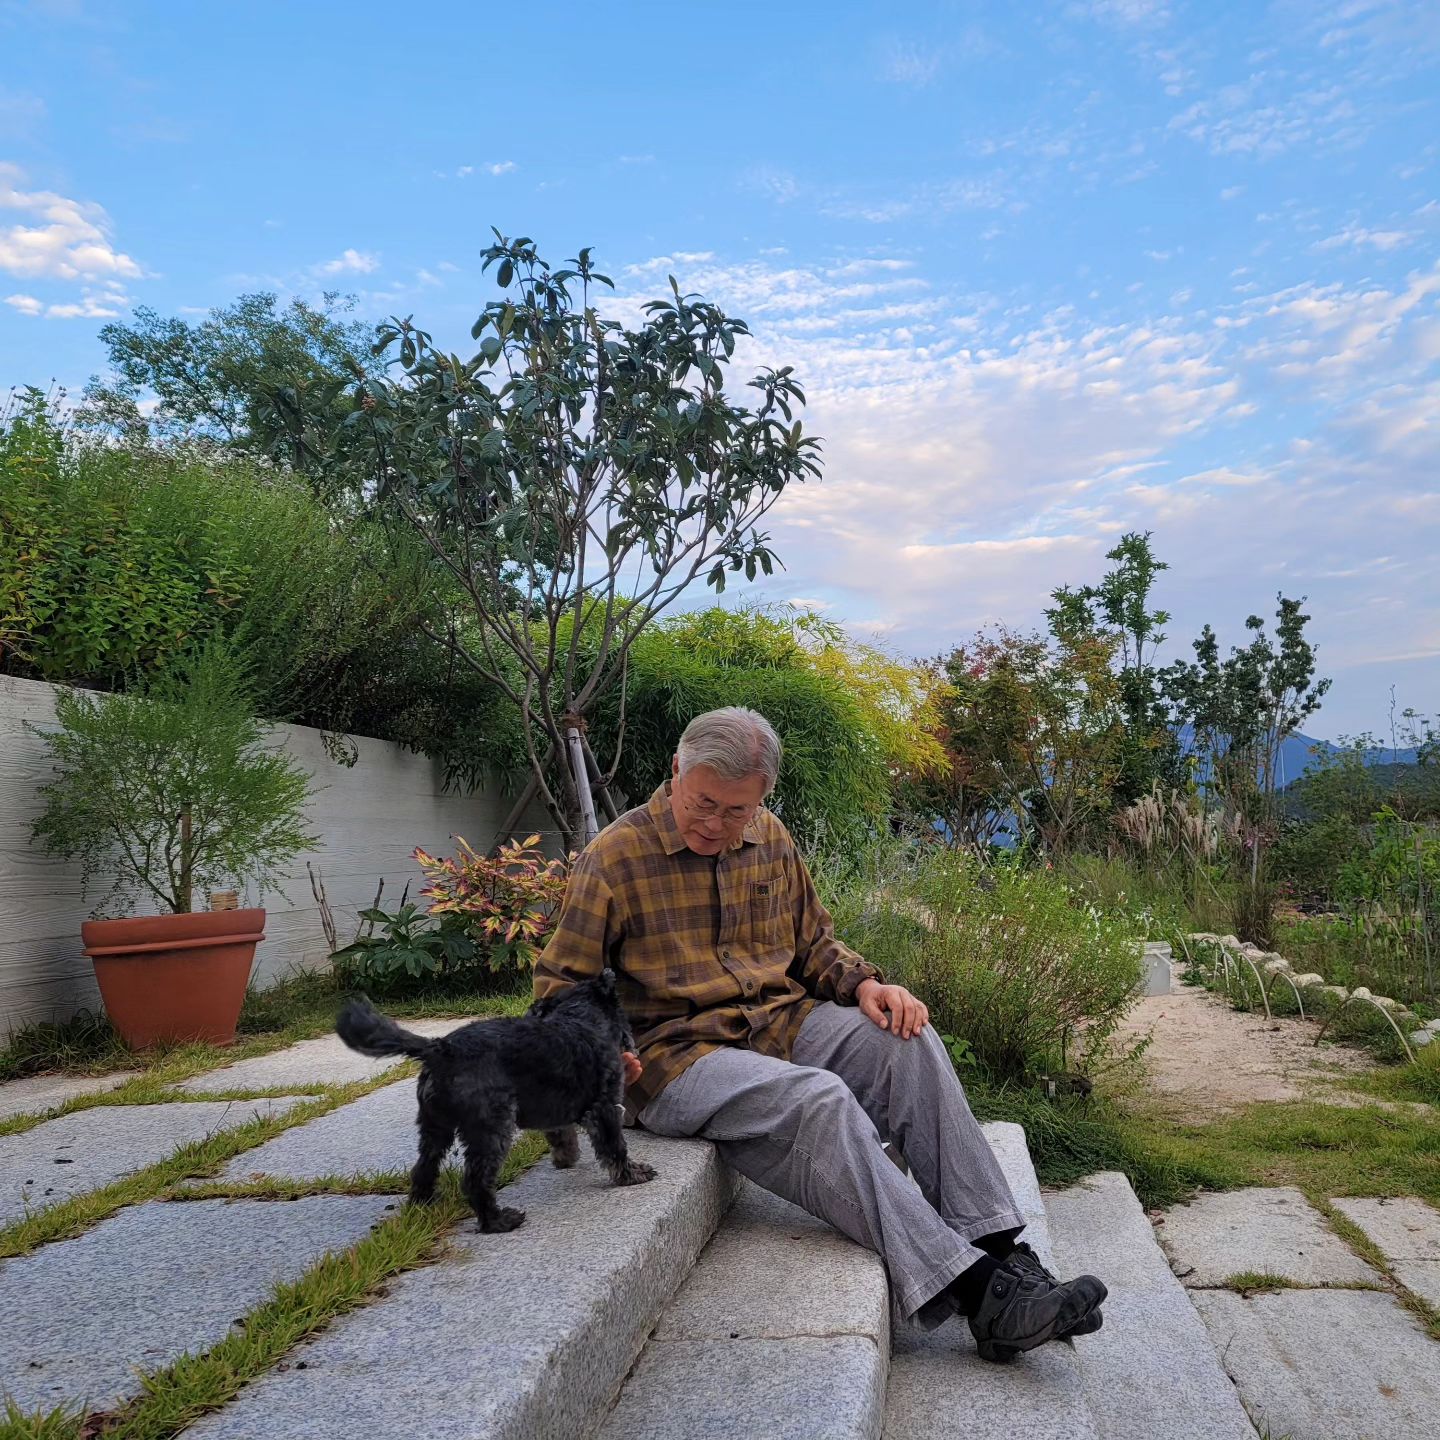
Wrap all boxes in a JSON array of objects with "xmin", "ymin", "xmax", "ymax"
[{"xmin": 638, "ymin": 1002, "xmax": 1024, "ymax": 1323}]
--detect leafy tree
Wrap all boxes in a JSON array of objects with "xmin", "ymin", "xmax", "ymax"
[
  {"xmin": 934, "ymin": 625, "xmax": 1126, "ymax": 856},
  {"xmin": 282, "ymin": 234, "xmax": 822, "ymax": 850},
  {"xmin": 1163, "ymin": 594, "xmax": 1331, "ymax": 819},
  {"xmin": 78, "ymin": 293, "xmax": 374, "ymax": 499},
  {"xmin": 1163, "ymin": 594, "xmax": 1330, "ymax": 940},
  {"xmin": 1046, "ymin": 531, "xmax": 1183, "ymax": 803}
]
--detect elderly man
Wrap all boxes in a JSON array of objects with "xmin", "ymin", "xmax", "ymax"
[{"xmin": 533, "ymin": 706, "xmax": 1106, "ymax": 1360}]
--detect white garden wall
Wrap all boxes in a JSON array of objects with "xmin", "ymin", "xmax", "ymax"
[{"xmin": 0, "ymin": 674, "xmax": 551, "ymax": 1039}]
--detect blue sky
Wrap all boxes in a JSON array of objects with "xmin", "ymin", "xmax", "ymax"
[{"xmin": 2, "ymin": 0, "xmax": 1437, "ymax": 741}]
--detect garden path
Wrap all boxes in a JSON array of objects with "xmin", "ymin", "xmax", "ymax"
[{"xmin": 1112, "ymin": 973, "xmax": 1374, "ymax": 1115}]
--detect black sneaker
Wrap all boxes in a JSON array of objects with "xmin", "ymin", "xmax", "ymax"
[
  {"xmin": 1006, "ymin": 1241, "xmax": 1104, "ymax": 1337},
  {"xmin": 967, "ymin": 1259, "xmax": 1107, "ymax": 1363}
]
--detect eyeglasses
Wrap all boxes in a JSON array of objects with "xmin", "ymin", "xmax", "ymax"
[{"xmin": 682, "ymin": 793, "xmax": 758, "ymax": 825}]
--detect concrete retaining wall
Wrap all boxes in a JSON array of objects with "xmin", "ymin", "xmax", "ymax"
[{"xmin": 0, "ymin": 674, "xmax": 548, "ymax": 1038}]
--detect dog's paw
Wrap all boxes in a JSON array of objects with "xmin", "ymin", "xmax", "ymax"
[
  {"xmin": 479, "ymin": 1206, "xmax": 526, "ymax": 1233},
  {"xmin": 614, "ymin": 1160, "xmax": 657, "ymax": 1187}
]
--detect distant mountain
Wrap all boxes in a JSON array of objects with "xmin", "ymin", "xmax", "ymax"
[
  {"xmin": 1274, "ymin": 732, "xmax": 1421, "ymax": 787},
  {"xmin": 1176, "ymin": 727, "xmax": 1421, "ymax": 790}
]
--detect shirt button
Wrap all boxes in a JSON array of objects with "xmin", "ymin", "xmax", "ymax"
[
  {"xmin": 743, "ymin": 980, "xmax": 755, "ymax": 994},
  {"xmin": 721, "ymin": 950, "xmax": 733, "ymax": 961}
]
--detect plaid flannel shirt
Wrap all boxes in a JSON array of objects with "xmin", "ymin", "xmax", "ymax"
[{"xmin": 532, "ymin": 781, "xmax": 883, "ymax": 1115}]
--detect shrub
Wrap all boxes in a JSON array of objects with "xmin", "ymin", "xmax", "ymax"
[
  {"xmin": 0, "ymin": 399, "xmax": 524, "ymax": 783},
  {"xmin": 27, "ymin": 642, "xmax": 316, "ymax": 915},
  {"xmin": 586, "ymin": 612, "xmax": 894, "ymax": 843},
  {"xmin": 824, "ymin": 839, "xmax": 1144, "ymax": 1083},
  {"xmin": 332, "ymin": 837, "xmax": 568, "ymax": 994},
  {"xmin": 415, "ymin": 835, "xmax": 569, "ymax": 971}
]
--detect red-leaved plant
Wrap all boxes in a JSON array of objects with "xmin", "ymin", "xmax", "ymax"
[{"xmin": 413, "ymin": 834, "xmax": 570, "ymax": 971}]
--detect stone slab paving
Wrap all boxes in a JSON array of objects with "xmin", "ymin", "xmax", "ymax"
[
  {"xmin": 177, "ymin": 1019, "xmax": 473, "ymax": 1094},
  {"xmin": 0, "ymin": 1098, "xmax": 303, "ymax": 1226},
  {"xmin": 1190, "ymin": 1288, "xmax": 1440, "ymax": 1440},
  {"xmin": 1047, "ymin": 1171, "xmax": 1257, "ymax": 1440},
  {"xmin": 186, "ymin": 1135, "xmax": 737, "ymax": 1440},
  {"xmin": 1156, "ymin": 1185, "xmax": 1382, "ymax": 1287},
  {"xmin": 0, "ymin": 1193, "xmax": 397, "ymax": 1414},
  {"xmin": 212, "ymin": 1078, "xmax": 434, "ymax": 1183},
  {"xmin": 1334, "ymin": 1195, "xmax": 1440, "ymax": 1308},
  {"xmin": 599, "ymin": 1182, "xmax": 889, "ymax": 1439},
  {"xmin": 883, "ymin": 1122, "xmax": 1099, "ymax": 1440},
  {"xmin": 0, "ymin": 1071, "xmax": 140, "ymax": 1123}
]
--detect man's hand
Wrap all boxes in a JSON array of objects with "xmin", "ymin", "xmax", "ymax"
[
  {"xmin": 856, "ymin": 979, "xmax": 929, "ymax": 1040},
  {"xmin": 621, "ymin": 1051, "xmax": 643, "ymax": 1088}
]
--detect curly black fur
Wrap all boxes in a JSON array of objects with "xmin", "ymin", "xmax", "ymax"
[{"xmin": 336, "ymin": 969, "xmax": 655, "ymax": 1232}]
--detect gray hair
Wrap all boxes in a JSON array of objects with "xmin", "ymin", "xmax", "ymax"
[{"xmin": 676, "ymin": 707, "xmax": 782, "ymax": 793}]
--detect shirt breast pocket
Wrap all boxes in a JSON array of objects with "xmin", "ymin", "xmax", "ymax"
[{"xmin": 747, "ymin": 869, "xmax": 793, "ymax": 952}]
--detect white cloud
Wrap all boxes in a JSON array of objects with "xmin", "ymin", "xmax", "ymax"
[
  {"xmin": 1071, "ymin": 0, "xmax": 1171, "ymax": 23},
  {"xmin": 0, "ymin": 162, "xmax": 143, "ymax": 282},
  {"xmin": 1315, "ymin": 222, "xmax": 1413, "ymax": 251},
  {"xmin": 822, "ymin": 176, "xmax": 1012, "ymax": 223},
  {"xmin": 453, "ymin": 161, "xmax": 516, "ymax": 178},
  {"xmin": 314, "ymin": 248, "xmax": 380, "ymax": 275},
  {"xmin": 5, "ymin": 279, "xmax": 128, "ymax": 319},
  {"xmin": 611, "ymin": 248, "xmax": 1438, "ymax": 733},
  {"xmin": 1169, "ymin": 81, "xmax": 1363, "ymax": 158},
  {"xmin": 741, "ymin": 166, "xmax": 800, "ymax": 203}
]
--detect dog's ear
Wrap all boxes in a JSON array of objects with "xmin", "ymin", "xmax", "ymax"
[{"xmin": 595, "ymin": 967, "xmax": 617, "ymax": 997}]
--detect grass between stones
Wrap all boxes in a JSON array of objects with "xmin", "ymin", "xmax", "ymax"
[
  {"xmin": 1216, "ymin": 1269, "xmax": 1389, "ymax": 1296},
  {"xmin": 1150, "ymin": 1097, "xmax": 1440, "ymax": 1213},
  {"xmin": 1312, "ymin": 1195, "xmax": 1440, "ymax": 1341},
  {"xmin": 0, "ymin": 1069, "xmax": 414, "ymax": 1259},
  {"xmin": 1107, "ymin": 1088, "xmax": 1440, "ymax": 1339},
  {"xmin": 0, "ymin": 1133, "xmax": 548, "ymax": 1440}
]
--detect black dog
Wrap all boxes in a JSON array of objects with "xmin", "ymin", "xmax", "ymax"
[{"xmin": 335, "ymin": 970, "xmax": 656, "ymax": 1232}]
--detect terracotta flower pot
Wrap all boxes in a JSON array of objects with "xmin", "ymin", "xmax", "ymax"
[{"xmin": 81, "ymin": 908, "xmax": 266, "ymax": 1048}]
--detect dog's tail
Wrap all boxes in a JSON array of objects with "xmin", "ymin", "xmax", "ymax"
[{"xmin": 335, "ymin": 998, "xmax": 436, "ymax": 1060}]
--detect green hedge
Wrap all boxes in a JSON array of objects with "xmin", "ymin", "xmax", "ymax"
[
  {"xmin": 586, "ymin": 611, "xmax": 892, "ymax": 843},
  {"xmin": 0, "ymin": 395, "xmax": 522, "ymax": 784}
]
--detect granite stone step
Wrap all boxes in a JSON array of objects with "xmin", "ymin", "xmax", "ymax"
[
  {"xmin": 1332, "ymin": 1195, "xmax": 1440, "ymax": 1308},
  {"xmin": 882, "ymin": 1122, "xmax": 1100, "ymax": 1440},
  {"xmin": 185, "ymin": 1134, "xmax": 737, "ymax": 1440},
  {"xmin": 210, "ymin": 1077, "xmax": 438, "ymax": 1183},
  {"xmin": 595, "ymin": 1180, "xmax": 891, "ymax": 1440},
  {"xmin": 1046, "ymin": 1171, "xmax": 1258, "ymax": 1440}
]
